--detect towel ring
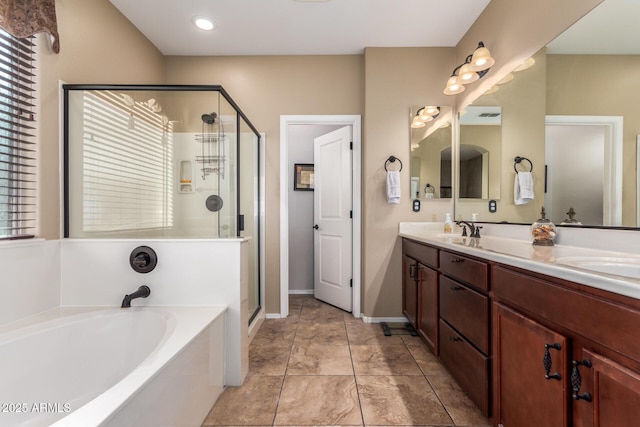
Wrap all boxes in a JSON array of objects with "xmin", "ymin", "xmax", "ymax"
[
  {"xmin": 514, "ymin": 156, "xmax": 533, "ymax": 173},
  {"xmin": 385, "ymin": 156, "xmax": 403, "ymax": 172}
]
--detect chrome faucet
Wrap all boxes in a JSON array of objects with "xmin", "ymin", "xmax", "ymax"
[{"xmin": 121, "ymin": 285, "xmax": 151, "ymax": 308}]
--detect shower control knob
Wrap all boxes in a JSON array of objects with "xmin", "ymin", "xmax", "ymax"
[{"xmin": 313, "ymin": 224, "xmax": 319, "ymax": 230}]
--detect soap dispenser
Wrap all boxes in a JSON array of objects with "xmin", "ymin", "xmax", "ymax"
[
  {"xmin": 444, "ymin": 213, "xmax": 453, "ymax": 234},
  {"xmin": 530, "ymin": 206, "xmax": 556, "ymax": 246}
]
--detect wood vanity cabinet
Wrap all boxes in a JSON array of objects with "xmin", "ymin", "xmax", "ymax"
[
  {"xmin": 492, "ymin": 265, "xmax": 640, "ymax": 427},
  {"xmin": 402, "ymin": 239, "xmax": 439, "ymax": 354},
  {"xmin": 438, "ymin": 249, "xmax": 490, "ymax": 416}
]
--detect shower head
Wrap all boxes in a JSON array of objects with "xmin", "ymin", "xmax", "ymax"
[{"xmin": 201, "ymin": 112, "xmax": 217, "ymax": 124}]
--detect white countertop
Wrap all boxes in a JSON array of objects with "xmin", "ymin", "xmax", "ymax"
[{"xmin": 399, "ymin": 222, "xmax": 640, "ymax": 301}]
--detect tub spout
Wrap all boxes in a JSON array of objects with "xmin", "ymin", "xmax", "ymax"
[{"xmin": 121, "ymin": 285, "xmax": 151, "ymax": 308}]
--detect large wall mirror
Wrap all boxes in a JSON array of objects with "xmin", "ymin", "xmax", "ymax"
[
  {"xmin": 410, "ymin": 106, "xmax": 453, "ymax": 200},
  {"xmin": 456, "ymin": 0, "xmax": 637, "ymax": 228}
]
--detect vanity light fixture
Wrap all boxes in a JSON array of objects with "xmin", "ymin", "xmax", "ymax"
[
  {"xmin": 192, "ymin": 16, "xmax": 215, "ymax": 31},
  {"xmin": 444, "ymin": 41, "xmax": 494, "ymax": 96},
  {"xmin": 412, "ymin": 105, "xmax": 440, "ymax": 128}
]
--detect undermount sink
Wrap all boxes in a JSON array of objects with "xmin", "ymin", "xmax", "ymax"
[{"xmin": 555, "ymin": 256, "xmax": 640, "ymax": 280}]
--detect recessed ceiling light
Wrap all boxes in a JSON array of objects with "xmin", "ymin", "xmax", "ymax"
[{"xmin": 192, "ymin": 16, "xmax": 214, "ymax": 31}]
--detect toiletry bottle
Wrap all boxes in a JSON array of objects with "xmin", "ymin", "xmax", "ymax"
[
  {"xmin": 444, "ymin": 213, "xmax": 452, "ymax": 234},
  {"xmin": 471, "ymin": 213, "xmax": 478, "ymax": 222}
]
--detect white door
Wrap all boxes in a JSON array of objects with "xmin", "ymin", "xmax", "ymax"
[{"xmin": 313, "ymin": 126, "xmax": 352, "ymax": 311}]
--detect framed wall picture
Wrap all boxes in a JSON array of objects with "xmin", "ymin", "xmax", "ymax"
[{"xmin": 294, "ymin": 163, "xmax": 314, "ymax": 191}]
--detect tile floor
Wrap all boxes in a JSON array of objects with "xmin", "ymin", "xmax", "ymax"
[{"xmin": 202, "ymin": 295, "xmax": 491, "ymax": 427}]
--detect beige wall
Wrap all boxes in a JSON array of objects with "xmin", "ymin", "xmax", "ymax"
[
  {"xmin": 38, "ymin": 0, "xmax": 164, "ymax": 239},
  {"xmin": 547, "ymin": 54, "xmax": 640, "ymax": 226},
  {"xmin": 37, "ymin": 0, "xmax": 604, "ymax": 317},
  {"xmin": 163, "ymin": 55, "xmax": 364, "ymax": 313},
  {"xmin": 364, "ymin": 47, "xmax": 455, "ymax": 317}
]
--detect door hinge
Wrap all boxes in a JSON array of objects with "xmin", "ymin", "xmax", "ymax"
[
  {"xmin": 350, "ymin": 210, "xmax": 353, "ymax": 219},
  {"xmin": 350, "ymin": 141, "xmax": 353, "ymax": 150},
  {"xmin": 350, "ymin": 279, "xmax": 353, "ymax": 288}
]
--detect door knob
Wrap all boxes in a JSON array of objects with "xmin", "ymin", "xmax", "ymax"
[{"xmin": 313, "ymin": 224, "xmax": 319, "ymax": 229}]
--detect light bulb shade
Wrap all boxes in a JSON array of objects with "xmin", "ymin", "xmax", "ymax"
[
  {"xmin": 443, "ymin": 76, "xmax": 465, "ymax": 95},
  {"xmin": 455, "ymin": 63, "xmax": 479, "ymax": 85},
  {"xmin": 419, "ymin": 112, "xmax": 434, "ymax": 122},
  {"xmin": 514, "ymin": 56, "xmax": 535, "ymax": 72},
  {"xmin": 411, "ymin": 119, "xmax": 425, "ymax": 129},
  {"xmin": 484, "ymin": 85, "xmax": 499, "ymax": 95},
  {"xmin": 423, "ymin": 106, "xmax": 439, "ymax": 116},
  {"xmin": 469, "ymin": 46, "xmax": 495, "ymax": 72},
  {"xmin": 497, "ymin": 73, "xmax": 514, "ymax": 85}
]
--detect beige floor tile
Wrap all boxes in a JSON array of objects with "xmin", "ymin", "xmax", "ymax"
[
  {"xmin": 356, "ymin": 375, "xmax": 453, "ymax": 426},
  {"xmin": 203, "ymin": 376, "xmax": 283, "ymax": 426},
  {"xmin": 299, "ymin": 303, "xmax": 346, "ymax": 322},
  {"xmin": 351, "ymin": 345, "xmax": 422, "ymax": 376},
  {"xmin": 428, "ymin": 376, "xmax": 491, "ymax": 427},
  {"xmin": 405, "ymin": 344, "xmax": 452, "ymax": 377},
  {"xmin": 343, "ymin": 312, "xmax": 363, "ymax": 323},
  {"xmin": 249, "ymin": 345, "xmax": 291, "ymax": 376},
  {"xmin": 345, "ymin": 322, "xmax": 405, "ymax": 346},
  {"xmin": 274, "ymin": 376, "xmax": 362, "ymax": 425},
  {"xmin": 251, "ymin": 320, "xmax": 298, "ymax": 347},
  {"xmin": 287, "ymin": 344, "xmax": 354, "ymax": 375},
  {"xmin": 294, "ymin": 321, "xmax": 348, "ymax": 345}
]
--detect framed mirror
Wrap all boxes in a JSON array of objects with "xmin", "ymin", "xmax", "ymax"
[{"xmin": 410, "ymin": 106, "xmax": 453, "ymax": 201}]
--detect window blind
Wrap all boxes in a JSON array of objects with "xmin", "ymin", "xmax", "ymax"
[
  {"xmin": 81, "ymin": 91, "xmax": 173, "ymax": 233},
  {"xmin": 0, "ymin": 29, "xmax": 36, "ymax": 240}
]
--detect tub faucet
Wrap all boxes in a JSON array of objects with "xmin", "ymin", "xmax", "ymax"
[{"xmin": 121, "ymin": 285, "xmax": 151, "ymax": 308}]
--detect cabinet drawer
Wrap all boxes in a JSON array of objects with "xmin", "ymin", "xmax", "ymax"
[
  {"xmin": 439, "ymin": 250, "xmax": 488, "ymax": 291},
  {"xmin": 439, "ymin": 319, "xmax": 490, "ymax": 416},
  {"xmin": 403, "ymin": 239, "xmax": 438, "ymax": 268},
  {"xmin": 440, "ymin": 276, "xmax": 489, "ymax": 354}
]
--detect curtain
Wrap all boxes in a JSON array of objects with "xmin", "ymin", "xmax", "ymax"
[{"xmin": 0, "ymin": 0, "xmax": 59, "ymax": 53}]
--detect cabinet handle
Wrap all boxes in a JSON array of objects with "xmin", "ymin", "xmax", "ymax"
[
  {"xmin": 543, "ymin": 343, "xmax": 562, "ymax": 381},
  {"xmin": 450, "ymin": 258, "xmax": 465, "ymax": 263},
  {"xmin": 449, "ymin": 336, "xmax": 462, "ymax": 342},
  {"xmin": 571, "ymin": 359, "xmax": 592, "ymax": 402},
  {"xmin": 450, "ymin": 285, "xmax": 464, "ymax": 291},
  {"xmin": 409, "ymin": 264, "xmax": 416, "ymax": 279}
]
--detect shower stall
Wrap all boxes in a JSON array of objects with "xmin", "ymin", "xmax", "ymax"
[{"xmin": 63, "ymin": 85, "xmax": 263, "ymax": 324}]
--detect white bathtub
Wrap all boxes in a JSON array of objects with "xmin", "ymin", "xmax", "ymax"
[{"xmin": 0, "ymin": 306, "xmax": 226, "ymax": 427}]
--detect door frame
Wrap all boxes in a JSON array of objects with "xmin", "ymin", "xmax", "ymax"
[
  {"xmin": 279, "ymin": 115, "xmax": 361, "ymax": 318},
  {"xmin": 545, "ymin": 115, "xmax": 622, "ymax": 226}
]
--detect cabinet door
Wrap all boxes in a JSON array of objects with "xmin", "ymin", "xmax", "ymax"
[
  {"xmin": 572, "ymin": 349, "xmax": 640, "ymax": 427},
  {"xmin": 494, "ymin": 303, "xmax": 569, "ymax": 427},
  {"xmin": 402, "ymin": 255, "xmax": 418, "ymax": 328},
  {"xmin": 417, "ymin": 264, "xmax": 438, "ymax": 354}
]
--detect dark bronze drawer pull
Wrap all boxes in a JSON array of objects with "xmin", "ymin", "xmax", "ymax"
[
  {"xmin": 450, "ymin": 258, "xmax": 465, "ymax": 263},
  {"xmin": 571, "ymin": 359, "xmax": 592, "ymax": 402},
  {"xmin": 448, "ymin": 336, "xmax": 462, "ymax": 342},
  {"xmin": 450, "ymin": 285, "xmax": 464, "ymax": 291},
  {"xmin": 543, "ymin": 343, "xmax": 562, "ymax": 381}
]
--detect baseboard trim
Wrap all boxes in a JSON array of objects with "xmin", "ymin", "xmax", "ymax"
[
  {"xmin": 288, "ymin": 289, "xmax": 314, "ymax": 295},
  {"xmin": 265, "ymin": 313, "xmax": 284, "ymax": 319},
  {"xmin": 361, "ymin": 316, "xmax": 408, "ymax": 324}
]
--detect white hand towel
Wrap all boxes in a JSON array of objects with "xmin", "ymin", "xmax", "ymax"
[
  {"xmin": 386, "ymin": 170, "xmax": 401, "ymax": 204},
  {"xmin": 514, "ymin": 171, "xmax": 534, "ymax": 205}
]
